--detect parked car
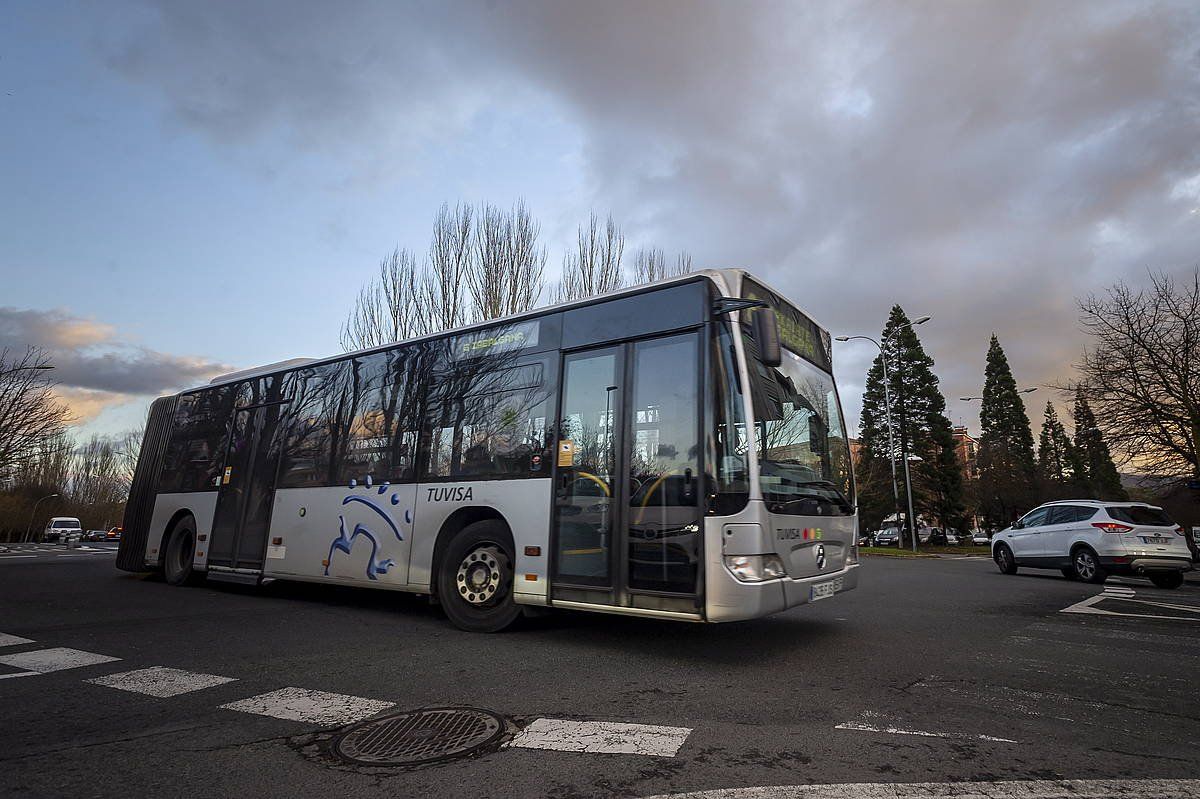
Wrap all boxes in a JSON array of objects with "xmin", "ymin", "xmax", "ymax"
[
  {"xmin": 42, "ymin": 517, "xmax": 82, "ymax": 543},
  {"xmin": 857, "ymin": 531, "xmax": 873, "ymax": 547},
  {"xmin": 873, "ymin": 528, "xmax": 901, "ymax": 547},
  {"xmin": 927, "ymin": 527, "xmax": 947, "ymax": 545},
  {"xmin": 106, "ymin": 527, "xmax": 123, "ymax": 541},
  {"xmin": 83, "ymin": 530, "xmax": 107, "ymax": 542},
  {"xmin": 971, "ymin": 530, "xmax": 990, "ymax": 546},
  {"xmin": 991, "ymin": 500, "xmax": 1192, "ymax": 588}
]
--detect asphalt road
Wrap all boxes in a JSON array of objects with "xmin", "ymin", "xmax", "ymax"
[{"xmin": 1, "ymin": 547, "xmax": 1198, "ymax": 798}]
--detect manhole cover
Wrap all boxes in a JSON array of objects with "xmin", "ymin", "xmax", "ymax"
[{"xmin": 333, "ymin": 707, "xmax": 506, "ymax": 766}]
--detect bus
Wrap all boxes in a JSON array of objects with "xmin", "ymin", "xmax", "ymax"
[{"xmin": 117, "ymin": 270, "xmax": 859, "ymax": 631}]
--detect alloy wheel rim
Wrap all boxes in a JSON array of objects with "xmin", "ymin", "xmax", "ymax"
[
  {"xmin": 456, "ymin": 545, "xmax": 506, "ymax": 606},
  {"xmin": 1076, "ymin": 552, "xmax": 1094, "ymax": 579}
]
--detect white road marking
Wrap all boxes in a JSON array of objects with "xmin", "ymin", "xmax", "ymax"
[
  {"xmin": 0, "ymin": 647, "xmax": 120, "ymax": 673},
  {"xmin": 0, "ymin": 555, "xmax": 36, "ymax": 560},
  {"xmin": 508, "ymin": 718, "xmax": 692, "ymax": 757},
  {"xmin": 0, "ymin": 633, "xmax": 35, "ymax": 647},
  {"xmin": 1062, "ymin": 592, "xmax": 1200, "ymax": 621},
  {"xmin": 834, "ymin": 721, "xmax": 1016, "ymax": 743},
  {"xmin": 85, "ymin": 666, "xmax": 237, "ymax": 697},
  {"xmin": 640, "ymin": 778, "xmax": 1200, "ymax": 798},
  {"xmin": 219, "ymin": 687, "xmax": 394, "ymax": 725},
  {"xmin": 0, "ymin": 671, "xmax": 39, "ymax": 680}
]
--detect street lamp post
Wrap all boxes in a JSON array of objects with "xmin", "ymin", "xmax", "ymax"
[
  {"xmin": 23, "ymin": 493, "xmax": 59, "ymax": 543},
  {"xmin": 836, "ymin": 314, "xmax": 932, "ymax": 553}
]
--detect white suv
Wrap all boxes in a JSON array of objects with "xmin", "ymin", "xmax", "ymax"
[{"xmin": 992, "ymin": 500, "xmax": 1192, "ymax": 589}]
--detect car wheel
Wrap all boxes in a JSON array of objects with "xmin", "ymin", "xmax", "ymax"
[
  {"xmin": 163, "ymin": 516, "xmax": 202, "ymax": 586},
  {"xmin": 1072, "ymin": 547, "xmax": 1106, "ymax": 584},
  {"xmin": 1061, "ymin": 567, "xmax": 1078, "ymax": 581},
  {"xmin": 1148, "ymin": 571, "xmax": 1184, "ymax": 590},
  {"xmin": 436, "ymin": 520, "xmax": 521, "ymax": 633},
  {"xmin": 994, "ymin": 543, "xmax": 1018, "ymax": 575}
]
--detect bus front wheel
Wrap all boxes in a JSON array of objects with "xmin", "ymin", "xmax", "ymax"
[
  {"xmin": 437, "ymin": 520, "xmax": 521, "ymax": 633},
  {"xmin": 164, "ymin": 516, "xmax": 201, "ymax": 586}
]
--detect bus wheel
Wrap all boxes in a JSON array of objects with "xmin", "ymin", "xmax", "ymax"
[
  {"xmin": 437, "ymin": 520, "xmax": 521, "ymax": 633},
  {"xmin": 164, "ymin": 516, "xmax": 201, "ymax": 587}
]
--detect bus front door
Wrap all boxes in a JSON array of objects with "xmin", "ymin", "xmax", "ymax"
[
  {"xmin": 551, "ymin": 332, "xmax": 703, "ymax": 612},
  {"xmin": 208, "ymin": 400, "xmax": 285, "ymax": 573}
]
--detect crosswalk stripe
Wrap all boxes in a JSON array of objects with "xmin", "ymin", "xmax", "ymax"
[
  {"xmin": 0, "ymin": 633, "xmax": 35, "ymax": 648},
  {"xmin": 0, "ymin": 647, "xmax": 120, "ymax": 673},
  {"xmin": 85, "ymin": 666, "xmax": 237, "ymax": 697},
  {"xmin": 219, "ymin": 687, "xmax": 394, "ymax": 725},
  {"xmin": 507, "ymin": 718, "xmax": 692, "ymax": 757}
]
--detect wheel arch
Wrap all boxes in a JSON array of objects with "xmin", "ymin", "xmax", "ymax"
[{"xmin": 430, "ymin": 506, "xmax": 513, "ymax": 600}]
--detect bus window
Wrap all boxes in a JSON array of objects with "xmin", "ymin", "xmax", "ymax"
[
  {"xmin": 423, "ymin": 362, "xmax": 551, "ymax": 480},
  {"xmin": 159, "ymin": 385, "xmax": 239, "ymax": 492},
  {"xmin": 279, "ymin": 360, "xmax": 352, "ymax": 488}
]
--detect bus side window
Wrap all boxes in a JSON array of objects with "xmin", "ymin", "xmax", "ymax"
[
  {"xmin": 421, "ymin": 360, "xmax": 551, "ymax": 481},
  {"xmin": 159, "ymin": 385, "xmax": 239, "ymax": 492},
  {"xmin": 278, "ymin": 361, "xmax": 349, "ymax": 489}
]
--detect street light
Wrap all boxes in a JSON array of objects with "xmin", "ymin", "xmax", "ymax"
[
  {"xmin": 835, "ymin": 314, "xmax": 932, "ymax": 553},
  {"xmin": 23, "ymin": 493, "xmax": 59, "ymax": 543}
]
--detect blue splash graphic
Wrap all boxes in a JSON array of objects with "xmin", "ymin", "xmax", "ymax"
[{"xmin": 325, "ymin": 480, "xmax": 408, "ymax": 580}]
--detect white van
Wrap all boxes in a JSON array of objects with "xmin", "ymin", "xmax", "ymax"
[{"xmin": 43, "ymin": 517, "xmax": 82, "ymax": 543}]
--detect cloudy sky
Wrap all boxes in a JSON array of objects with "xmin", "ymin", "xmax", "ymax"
[{"xmin": 2, "ymin": 0, "xmax": 1198, "ymax": 439}]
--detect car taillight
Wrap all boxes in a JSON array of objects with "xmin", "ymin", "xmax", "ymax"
[{"xmin": 1092, "ymin": 522, "xmax": 1134, "ymax": 533}]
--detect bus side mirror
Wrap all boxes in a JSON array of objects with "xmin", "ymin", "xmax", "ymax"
[{"xmin": 753, "ymin": 310, "xmax": 782, "ymax": 367}]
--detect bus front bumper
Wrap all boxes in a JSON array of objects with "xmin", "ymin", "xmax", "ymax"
[{"xmin": 706, "ymin": 561, "xmax": 860, "ymax": 623}]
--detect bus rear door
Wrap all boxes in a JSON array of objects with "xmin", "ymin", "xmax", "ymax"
[{"xmin": 208, "ymin": 378, "xmax": 287, "ymax": 576}]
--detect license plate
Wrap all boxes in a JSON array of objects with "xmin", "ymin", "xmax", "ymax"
[
  {"xmin": 1142, "ymin": 536, "xmax": 1171, "ymax": 545},
  {"xmin": 811, "ymin": 577, "xmax": 843, "ymax": 602}
]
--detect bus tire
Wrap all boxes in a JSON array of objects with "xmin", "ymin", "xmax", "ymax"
[
  {"xmin": 163, "ymin": 516, "xmax": 201, "ymax": 587},
  {"xmin": 436, "ymin": 520, "xmax": 521, "ymax": 633}
]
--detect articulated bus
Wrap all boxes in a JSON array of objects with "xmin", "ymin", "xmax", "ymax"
[{"xmin": 117, "ymin": 270, "xmax": 859, "ymax": 631}]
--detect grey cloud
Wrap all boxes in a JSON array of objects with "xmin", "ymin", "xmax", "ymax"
[
  {"xmin": 0, "ymin": 307, "xmax": 231, "ymax": 395},
  {"xmin": 101, "ymin": 0, "xmax": 1200, "ymax": 430}
]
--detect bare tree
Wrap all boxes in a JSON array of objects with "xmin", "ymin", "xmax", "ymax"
[
  {"xmin": 632, "ymin": 248, "xmax": 693, "ymax": 283},
  {"xmin": 340, "ymin": 248, "xmax": 428, "ymax": 352},
  {"xmin": 73, "ymin": 434, "xmax": 124, "ymax": 506},
  {"xmin": 1075, "ymin": 269, "xmax": 1200, "ymax": 483},
  {"xmin": 116, "ymin": 425, "xmax": 144, "ymax": 495},
  {"xmin": 15, "ymin": 430, "xmax": 74, "ymax": 493},
  {"xmin": 467, "ymin": 201, "xmax": 546, "ymax": 321},
  {"xmin": 0, "ymin": 347, "xmax": 71, "ymax": 480},
  {"xmin": 425, "ymin": 202, "xmax": 473, "ymax": 332},
  {"xmin": 553, "ymin": 213, "xmax": 625, "ymax": 303}
]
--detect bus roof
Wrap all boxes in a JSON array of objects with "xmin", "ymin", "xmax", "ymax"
[{"xmin": 193, "ymin": 268, "xmax": 823, "ymax": 393}]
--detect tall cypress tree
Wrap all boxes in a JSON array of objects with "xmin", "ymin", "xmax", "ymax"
[
  {"xmin": 1037, "ymin": 401, "xmax": 1079, "ymax": 499},
  {"xmin": 976, "ymin": 336, "xmax": 1037, "ymax": 527},
  {"xmin": 1073, "ymin": 387, "xmax": 1127, "ymax": 500},
  {"xmin": 855, "ymin": 306, "xmax": 966, "ymax": 539}
]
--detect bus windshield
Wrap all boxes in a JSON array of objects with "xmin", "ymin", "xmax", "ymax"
[{"xmin": 739, "ymin": 280, "xmax": 854, "ymax": 516}]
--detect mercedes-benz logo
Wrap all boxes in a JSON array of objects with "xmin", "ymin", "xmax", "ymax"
[{"xmin": 814, "ymin": 544, "xmax": 826, "ymax": 570}]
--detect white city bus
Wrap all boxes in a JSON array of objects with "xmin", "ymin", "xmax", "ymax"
[{"xmin": 118, "ymin": 270, "xmax": 859, "ymax": 631}]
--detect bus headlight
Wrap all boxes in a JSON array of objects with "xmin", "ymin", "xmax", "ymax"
[{"xmin": 725, "ymin": 554, "xmax": 787, "ymax": 582}]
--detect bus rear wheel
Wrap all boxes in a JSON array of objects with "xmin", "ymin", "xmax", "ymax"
[
  {"xmin": 437, "ymin": 520, "xmax": 521, "ymax": 633},
  {"xmin": 164, "ymin": 516, "xmax": 202, "ymax": 586}
]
